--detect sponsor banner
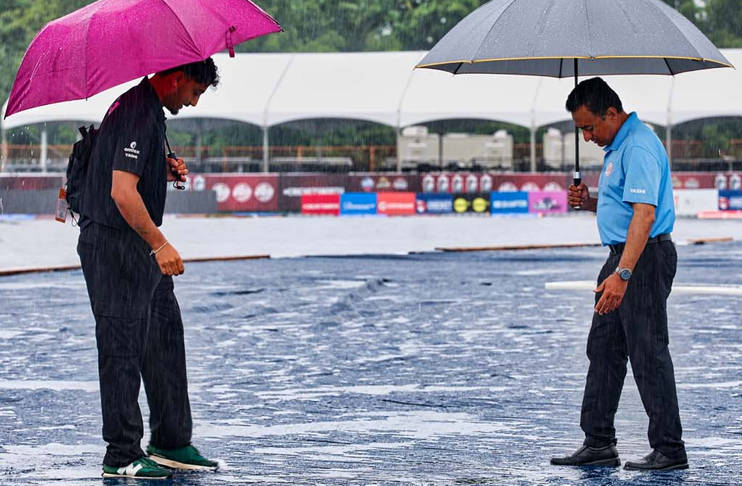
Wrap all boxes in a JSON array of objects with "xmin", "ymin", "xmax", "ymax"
[
  {"xmin": 349, "ymin": 174, "xmax": 420, "ymax": 193},
  {"xmin": 452, "ymin": 193, "xmax": 491, "ymax": 214},
  {"xmin": 422, "ymin": 172, "xmax": 568, "ymax": 194},
  {"xmin": 340, "ymin": 193, "xmax": 377, "ymax": 215},
  {"xmin": 191, "ymin": 174, "xmax": 278, "ymax": 212},
  {"xmin": 416, "ymin": 193, "xmax": 453, "ymax": 214},
  {"xmin": 422, "ymin": 173, "xmax": 496, "ymax": 194},
  {"xmin": 301, "ymin": 194, "xmax": 341, "ymax": 215},
  {"xmin": 377, "ymin": 192, "xmax": 416, "ymax": 215},
  {"xmin": 710, "ymin": 173, "xmax": 742, "ymax": 191},
  {"xmin": 279, "ymin": 174, "xmax": 347, "ymax": 212},
  {"xmin": 674, "ymin": 189, "xmax": 719, "ymax": 217},
  {"xmin": 719, "ymin": 190, "xmax": 742, "ymax": 211},
  {"xmin": 672, "ymin": 172, "xmax": 742, "ymax": 190},
  {"xmin": 490, "ymin": 191, "xmax": 530, "ymax": 214},
  {"xmin": 528, "ymin": 191, "xmax": 568, "ymax": 214}
]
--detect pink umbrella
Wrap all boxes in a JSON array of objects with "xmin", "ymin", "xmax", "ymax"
[{"xmin": 5, "ymin": 0, "xmax": 281, "ymax": 118}]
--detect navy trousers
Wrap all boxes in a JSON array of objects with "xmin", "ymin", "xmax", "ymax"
[
  {"xmin": 78, "ymin": 222, "xmax": 192, "ymax": 467},
  {"xmin": 580, "ymin": 240, "xmax": 686, "ymax": 460}
]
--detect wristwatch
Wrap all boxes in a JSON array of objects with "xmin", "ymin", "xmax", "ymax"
[{"xmin": 615, "ymin": 266, "xmax": 632, "ymax": 281}]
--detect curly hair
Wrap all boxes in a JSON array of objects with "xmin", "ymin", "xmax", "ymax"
[{"xmin": 160, "ymin": 58, "xmax": 220, "ymax": 88}]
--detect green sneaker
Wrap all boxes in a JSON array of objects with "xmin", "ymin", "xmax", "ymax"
[
  {"xmin": 102, "ymin": 456, "xmax": 171, "ymax": 479},
  {"xmin": 147, "ymin": 444, "xmax": 218, "ymax": 471}
]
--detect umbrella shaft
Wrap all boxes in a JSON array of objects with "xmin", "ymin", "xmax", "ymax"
[{"xmin": 574, "ymin": 58, "xmax": 580, "ymax": 175}]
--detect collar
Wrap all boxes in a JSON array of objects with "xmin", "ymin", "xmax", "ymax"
[
  {"xmin": 604, "ymin": 112, "xmax": 639, "ymax": 153},
  {"xmin": 139, "ymin": 77, "xmax": 166, "ymax": 124}
]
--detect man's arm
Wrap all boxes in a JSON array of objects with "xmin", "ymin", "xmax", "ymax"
[
  {"xmin": 617, "ymin": 203, "xmax": 655, "ymax": 272},
  {"xmin": 111, "ymin": 170, "xmax": 184, "ymax": 276},
  {"xmin": 593, "ymin": 202, "xmax": 655, "ymax": 315}
]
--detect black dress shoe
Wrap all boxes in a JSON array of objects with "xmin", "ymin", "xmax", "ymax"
[
  {"xmin": 624, "ymin": 450, "xmax": 688, "ymax": 471},
  {"xmin": 551, "ymin": 445, "xmax": 620, "ymax": 467}
]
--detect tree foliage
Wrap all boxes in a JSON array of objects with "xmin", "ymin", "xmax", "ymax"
[{"xmin": 2, "ymin": 0, "xmax": 740, "ymax": 104}]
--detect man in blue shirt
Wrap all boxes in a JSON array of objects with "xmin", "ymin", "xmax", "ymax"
[{"xmin": 551, "ymin": 78, "xmax": 687, "ymax": 471}]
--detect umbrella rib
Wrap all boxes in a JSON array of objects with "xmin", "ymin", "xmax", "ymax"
[
  {"xmin": 159, "ymin": 0, "xmax": 203, "ymax": 59},
  {"xmin": 472, "ymin": 0, "xmax": 520, "ymax": 63},
  {"xmin": 664, "ymin": 57, "xmax": 674, "ymax": 76},
  {"xmin": 582, "ymin": 0, "xmax": 594, "ymax": 58},
  {"xmin": 641, "ymin": 0, "xmax": 704, "ymax": 62},
  {"xmin": 84, "ymin": 2, "xmax": 102, "ymax": 99}
]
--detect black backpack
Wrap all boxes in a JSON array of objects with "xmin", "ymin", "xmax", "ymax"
[{"xmin": 65, "ymin": 124, "xmax": 98, "ymax": 215}]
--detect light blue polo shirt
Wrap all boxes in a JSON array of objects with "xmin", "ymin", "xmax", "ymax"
[{"xmin": 596, "ymin": 112, "xmax": 675, "ymax": 245}]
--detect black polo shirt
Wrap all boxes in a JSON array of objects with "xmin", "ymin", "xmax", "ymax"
[{"xmin": 82, "ymin": 77, "xmax": 167, "ymax": 230}]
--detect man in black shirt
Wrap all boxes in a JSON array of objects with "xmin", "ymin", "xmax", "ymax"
[{"xmin": 77, "ymin": 59, "xmax": 219, "ymax": 480}]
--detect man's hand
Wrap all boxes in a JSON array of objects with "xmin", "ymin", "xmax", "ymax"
[
  {"xmin": 594, "ymin": 273, "xmax": 628, "ymax": 315},
  {"xmin": 155, "ymin": 243, "xmax": 185, "ymax": 276},
  {"xmin": 568, "ymin": 182, "xmax": 595, "ymax": 211},
  {"xmin": 167, "ymin": 156, "xmax": 188, "ymax": 183}
]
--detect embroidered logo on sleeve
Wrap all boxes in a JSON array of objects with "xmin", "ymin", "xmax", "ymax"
[
  {"xmin": 124, "ymin": 141, "xmax": 140, "ymax": 160},
  {"xmin": 629, "ymin": 188, "xmax": 647, "ymax": 194}
]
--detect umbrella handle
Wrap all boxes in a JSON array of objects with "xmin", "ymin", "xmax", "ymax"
[
  {"xmin": 573, "ymin": 171, "xmax": 582, "ymax": 210},
  {"xmin": 168, "ymin": 150, "xmax": 185, "ymax": 190}
]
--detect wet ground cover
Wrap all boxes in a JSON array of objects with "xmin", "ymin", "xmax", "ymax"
[{"xmin": 1, "ymin": 242, "xmax": 741, "ymax": 485}]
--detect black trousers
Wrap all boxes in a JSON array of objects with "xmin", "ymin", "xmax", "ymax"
[
  {"xmin": 78, "ymin": 222, "xmax": 192, "ymax": 467},
  {"xmin": 580, "ymin": 240, "xmax": 686, "ymax": 460}
]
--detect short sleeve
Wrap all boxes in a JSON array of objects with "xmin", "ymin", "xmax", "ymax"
[
  {"xmin": 111, "ymin": 115, "xmax": 156, "ymax": 177},
  {"xmin": 622, "ymin": 146, "xmax": 661, "ymax": 206}
]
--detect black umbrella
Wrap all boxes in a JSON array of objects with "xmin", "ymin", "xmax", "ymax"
[{"xmin": 417, "ymin": 0, "xmax": 733, "ymax": 197}]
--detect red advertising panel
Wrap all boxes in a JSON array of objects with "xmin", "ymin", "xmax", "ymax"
[
  {"xmin": 347, "ymin": 174, "xmax": 421, "ymax": 193},
  {"xmin": 190, "ymin": 174, "xmax": 279, "ymax": 212},
  {"xmin": 301, "ymin": 194, "xmax": 341, "ymax": 215},
  {"xmin": 377, "ymin": 192, "xmax": 416, "ymax": 215},
  {"xmin": 672, "ymin": 172, "xmax": 742, "ymax": 190},
  {"xmin": 279, "ymin": 174, "xmax": 348, "ymax": 212}
]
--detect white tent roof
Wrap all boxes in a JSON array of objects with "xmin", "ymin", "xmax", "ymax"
[
  {"xmin": 3, "ymin": 49, "xmax": 741, "ymax": 131},
  {"xmin": 264, "ymin": 51, "xmax": 425, "ymax": 127}
]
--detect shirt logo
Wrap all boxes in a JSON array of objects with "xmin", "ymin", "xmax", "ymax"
[
  {"xmin": 605, "ymin": 162, "xmax": 614, "ymax": 177},
  {"xmin": 629, "ymin": 188, "xmax": 647, "ymax": 194},
  {"xmin": 124, "ymin": 140, "xmax": 140, "ymax": 160}
]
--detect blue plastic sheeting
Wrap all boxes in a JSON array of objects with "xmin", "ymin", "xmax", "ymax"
[{"xmin": 1, "ymin": 243, "xmax": 741, "ymax": 484}]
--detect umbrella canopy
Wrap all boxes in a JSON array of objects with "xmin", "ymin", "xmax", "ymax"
[
  {"xmin": 5, "ymin": 0, "xmax": 281, "ymax": 118},
  {"xmin": 416, "ymin": 0, "xmax": 733, "ymax": 179},
  {"xmin": 417, "ymin": 0, "xmax": 732, "ymax": 77}
]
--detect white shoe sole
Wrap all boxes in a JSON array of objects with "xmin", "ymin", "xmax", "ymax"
[
  {"xmin": 148, "ymin": 454, "xmax": 218, "ymax": 471},
  {"xmin": 102, "ymin": 472, "xmax": 170, "ymax": 480}
]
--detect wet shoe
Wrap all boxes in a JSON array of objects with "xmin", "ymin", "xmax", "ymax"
[
  {"xmin": 624, "ymin": 450, "xmax": 688, "ymax": 471},
  {"xmin": 102, "ymin": 456, "xmax": 172, "ymax": 479},
  {"xmin": 147, "ymin": 444, "xmax": 219, "ymax": 471},
  {"xmin": 551, "ymin": 444, "xmax": 621, "ymax": 467}
]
